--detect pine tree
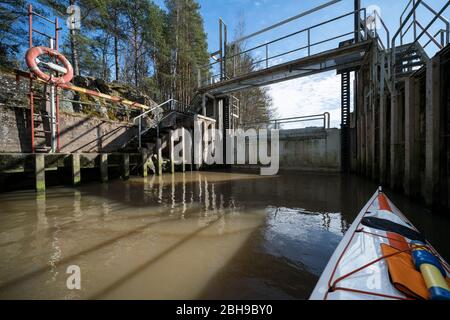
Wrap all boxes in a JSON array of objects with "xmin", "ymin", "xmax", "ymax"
[
  {"xmin": 165, "ymin": 0, "xmax": 209, "ymax": 104},
  {"xmin": 0, "ymin": 0, "xmax": 27, "ymax": 67}
]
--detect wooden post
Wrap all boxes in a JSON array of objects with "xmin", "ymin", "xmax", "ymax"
[
  {"xmin": 100, "ymin": 154, "xmax": 108, "ymax": 183},
  {"xmin": 141, "ymin": 152, "xmax": 148, "ymax": 177},
  {"xmin": 122, "ymin": 153, "xmax": 130, "ymax": 180},
  {"xmin": 424, "ymin": 57, "xmax": 441, "ymax": 205},
  {"xmin": 404, "ymin": 78, "xmax": 420, "ymax": 196},
  {"xmin": 169, "ymin": 130, "xmax": 175, "ymax": 174},
  {"xmin": 157, "ymin": 138, "xmax": 163, "ymax": 176},
  {"xmin": 181, "ymin": 128, "xmax": 186, "ymax": 173},
  {"xmin": 379, "ymin": 87, "xmax": 387, "ymax": 185},
  {"xmin": 35, "ymin": 154, "xmax": 45, "ymax": 192},
  {"xmin": 71, "ymin": 153, "xmax": 81, "ymax": 187}
]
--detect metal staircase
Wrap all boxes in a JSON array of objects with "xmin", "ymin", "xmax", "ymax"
[
  {"xmin": 390, "ymin": 0, "xmax": 449, "ymax": 82},
  {"xmin": 124, "ymin": 99, "xmax": 199, "ymax": 152},
  {"xmin": 393, "ymin": 43, "xmax": 429, "ymax": 77}
]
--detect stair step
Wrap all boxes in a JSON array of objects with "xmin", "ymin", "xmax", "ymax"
[{"xmin": 396, "ymin": 61, "xmax": 424, "ymax": 70}]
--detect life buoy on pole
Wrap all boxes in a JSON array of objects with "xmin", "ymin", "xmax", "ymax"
[{"xmin": 25, "ymin": 46, "xmax": 74, "ymax": 85}]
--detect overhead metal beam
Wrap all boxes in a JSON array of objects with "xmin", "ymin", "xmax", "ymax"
[{"xmin": 354, "ymin": 0, "xmax": 361, "ymax": 42}]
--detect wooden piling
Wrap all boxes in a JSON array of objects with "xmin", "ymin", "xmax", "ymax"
[
  {"xmin": 71, "ymin": 153, "xmax": 81, "ymax": 187},
  {"xmin": 34, "ymin": 154, "xmax": 45, "ymax": 192}
]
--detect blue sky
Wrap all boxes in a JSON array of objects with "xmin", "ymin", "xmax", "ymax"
[
  {"xmin": 28, "ymin": 0, "xmax": 449, "ymax": 127},
  {"xmin": 152, "ymin": 0, "xmax": 449, "ymax": 127}
]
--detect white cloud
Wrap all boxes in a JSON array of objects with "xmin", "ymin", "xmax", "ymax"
[{"xmin": 266, "ymin": 71, "xmax": 353, "ymax": 129}]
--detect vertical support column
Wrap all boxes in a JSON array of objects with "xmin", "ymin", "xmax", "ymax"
[
  {"xmin": 364, "ymin": 94, "xmax": 371, "ymax": 177},
  {"xmin": 424, "ymin": 57, "xmax": 441, "ymax": 205},
  {"xmin": 202, "ymin": 94, "xmax": 207, "ymax": 116},
  {"xmin": 169, "ymin": 130, "xmax": 175, "ymax": 174},
  {"xmin": 213, "ymin": 98, "xmax": 218, "ymax": 121},
  {"xmin": 100, "ymin": 154, "xmax": 108, "ymax": 183},
  {"xmin": 404, "ymin": 78, "xmax": 420, "ymax": 196},
  {"xmin": 203, "ymin": 121, "xmax": 209, "ymax": 169},
  {"xmin": 354, "ymin": 0, "xmax": 361, "ymax": 43},
  {"xmin": 122, "ymin": 153, "xmax": 130, "ymax": 180},
  {"xmin": 71, "ymin": 153, "xmax": 81, "ymax": 187},
  {"xmin": 222, "ymin": 97, "xmax": 230, "ymax": 168},
  {"xmin": 357, "ymin": 70, "xmax": 365, "ymax": 174},
  {"xmin": 141, "ymin": 151, "xmax": 148, "ymax": 178},
  {"xmin": 341, "ymin": 72, "xmax": 351, "ymax": 173},
  {"xmin": 390, "ymin": 85, "xmax": 404, "ymax": 190},
  {"xmin": 379, "ymin": 93, "xmax": 387, "ymax": 185},
  {"xmin": 371, "ymin": 48, "xmax": 379, "ymax": 180},
  {"xmin": 34, "ymin": 154, "xmax": 45, "ymax": 192},
  {"xmin": 189, "ymin": 128, "xmax": 194, "ymax": 171},
  {"xmin": 379, "ymin": 52, "xmax": 387, "ymax": 184},
  {"xmin": 157, "ymin": 138, "xmax": 163, "ymax": 176},
  {"xmin": 141, "ymin": 151, "xmax": 151, "ymax": 178},
  {"xmin": 181, "ymin": 128, "xmax": 186, "ymax": 173}
]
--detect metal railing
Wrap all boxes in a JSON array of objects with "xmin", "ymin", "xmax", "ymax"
[
  {"xmin": 391, "ymin": 0, "xmax": 450, "ymax": 84},
  {"xmin": 133, "ymin": 99, "xmax": 172, "ymax": 149},
  {"xmin": 371, "ymin": 10, "xmax": 390, "ymax": 51},
  {"xmin": 132, "ymin": 99, "xmax": 199, "ymax": 149},
  {"xmin": 397, "ymin": 0, "xmax": 449, "ymax": 49},
  {"xmin": 199, "ymin": 5, "xmax": 368, "ymax": 87},
  {"xmin": 241, "ymin": 113, "xmax": 331, "ymax": 130}
]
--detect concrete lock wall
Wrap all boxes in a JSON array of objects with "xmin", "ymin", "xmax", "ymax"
[
  {"xmin": 279, "ymin": 128, "xmax": 341, "ymax": 172},
  {"xmin": 234, "ymin": 128, "xmax": 341, "ymax": 172},
  {"xmin": 0, "ymin": 106, "xmax": 137, "ymax": 153}
]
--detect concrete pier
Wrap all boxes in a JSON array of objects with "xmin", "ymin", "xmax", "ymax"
[
  {"xmin": 71, "ymin": 153, "xmax": 81, "ymax": 187},
  {"xmin": 100, "ymin": 154, "xmax": 108, "ymax": 183},
  {"xmin": 34, "ymin": 154, "xmax": 45, "ymax": 192},
  {"xmin": 122, "ymin": 154, "xmax": 130, "ymax": 180}
]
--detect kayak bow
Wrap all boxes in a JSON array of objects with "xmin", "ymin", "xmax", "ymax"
[{"xmin": 310, "ymin": 188, "xmax": 450, "ymax": 300}]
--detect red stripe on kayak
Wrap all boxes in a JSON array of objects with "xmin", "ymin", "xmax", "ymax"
[
  {"xmin": 386, "ymin": 232, "xmax": 410, "ymax": 251},
  {"xmin": 378, "ymin": 193, "xmax": 392, "ymax": 211}
]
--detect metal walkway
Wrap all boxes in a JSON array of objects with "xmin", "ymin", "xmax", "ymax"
[
  {"xmin": 197, "ymin": 1, "xmax": 372, "ymax": 96},
  {"xmin": 197, "ymin": 40, "xmax": 371, "ymax": 96}
]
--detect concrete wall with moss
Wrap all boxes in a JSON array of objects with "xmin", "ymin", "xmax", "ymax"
[
  {"xmin": 0, "ymin": 105, "xmax": 138, "ymax": 153},
  {"xmin": 0, "ymin": 70, "xmax": 156, "ymax": 154}
]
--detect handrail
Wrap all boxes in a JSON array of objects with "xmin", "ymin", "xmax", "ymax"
[
  {"xmin": 416, "ymin": 21, "xmax": 443, "ymax": 49},
  {"xmin": 397, "ymin": 2, "xmax": 450, "ymax": 59},
  {"xmin": 133, "ymin": 99, "xmax": 174, "ymax": 150},
  {"xmin": 397, "ymin": 0, "xmax": 450, "ymax": 49},
  {"xmin": 373, "ymin": 10, "xmax": 390, "ymax": 51},
  {"xmin": 200, "ymin": 8, "xmax": 367, "ymax": 87},
  {"xmin": 133, "ymin": 98, "xmax": 173, "ymax": 123},
  {"xmin": 242, "ymin": 113, "xmax": 331, "ymax": 130},
  {"xmin": 424, "ymin": 29, "xmax": 447, "ymax": 49},
  {"xmin": 132, "ymin": 98, "xmax": 199, "ymax": 149}
]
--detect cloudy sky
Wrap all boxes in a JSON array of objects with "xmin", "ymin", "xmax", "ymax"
[{"xmin": 152, "ymin": 0, "xmax": 448, "ymax": 128}]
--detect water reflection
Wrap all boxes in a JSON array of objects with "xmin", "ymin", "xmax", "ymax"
[{"xmin": 0, "ymin": 171, "xmax": 448, "ymax": 300}]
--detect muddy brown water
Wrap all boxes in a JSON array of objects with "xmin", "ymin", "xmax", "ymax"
[{"xmin": 0, "ymin": 171, "xmax": 449, "ymax": 300}]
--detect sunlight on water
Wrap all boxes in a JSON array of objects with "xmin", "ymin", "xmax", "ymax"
[{"xmin": 0, "ymin": 171, "xmax": 448, "ymax": 300}]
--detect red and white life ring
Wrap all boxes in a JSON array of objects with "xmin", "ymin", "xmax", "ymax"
[{"xmin": 25, "ymin": 46, "xmax": 74, "ymax": 85}]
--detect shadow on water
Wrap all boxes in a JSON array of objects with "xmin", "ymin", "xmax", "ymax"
[{"xmin": 0, "ymin": 170, "xmax": 449, "ymax": 299}]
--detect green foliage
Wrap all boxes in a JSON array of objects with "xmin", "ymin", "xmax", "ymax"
[
  {"xmin": 2, "ymin": 0, "xmax": 273, "ymax": 123},
  {"xmin": 0, "ymin": 0, "xmax": 27, "ymax": 67}
]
